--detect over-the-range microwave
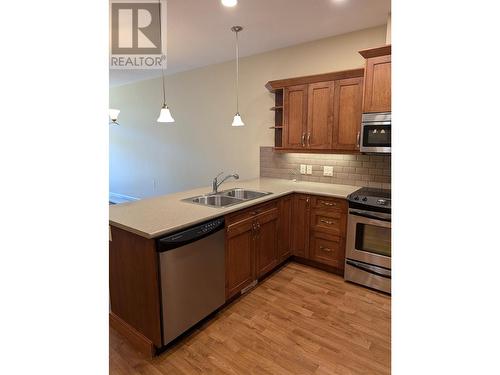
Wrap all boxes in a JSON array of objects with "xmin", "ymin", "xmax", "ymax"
[{"xmin": 360, "ymin": 112, "xmax": 391, "ymax": 154}]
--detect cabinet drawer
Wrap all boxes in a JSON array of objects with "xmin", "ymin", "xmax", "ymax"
[
  {"xmin": 309, "ymin": 232, "xmax": 344, "ymax": 269},
  {"xmin": 225, "ymin": 200, "xmax": 278, "ymax": 226},
  {"xmin": 310, "ymin": 209, "xmax": 344, "ymax": 236},
  {"xmin": 311, "ymin": 196, "xmax": 347, "ymax": 212}
]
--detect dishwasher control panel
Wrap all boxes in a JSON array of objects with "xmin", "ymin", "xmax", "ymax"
[{"xmin": 157, "ymin": 217, "xmax": 225, "ymax": 252}]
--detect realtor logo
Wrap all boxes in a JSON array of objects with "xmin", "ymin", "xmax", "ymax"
[{"xmin": 110, "ymin": 0, "xmax": 167, "ymax": 69}]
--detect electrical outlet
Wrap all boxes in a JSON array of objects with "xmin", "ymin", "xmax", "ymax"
[
  {"xmin": 300, "ymin": 164, "xmax": 306, "ymax": 174},
  {"xmin": 306, "ymin": 165, "xmax": 313, "ymax": 175},
  {"xmin": 323, "ymin": 166, "xmax": 334, "ymax": 176}
]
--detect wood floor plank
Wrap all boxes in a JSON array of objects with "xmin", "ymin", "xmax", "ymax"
[{"xmin": 110, "ymin": 262, "xmax": 391, "ymax": 375}]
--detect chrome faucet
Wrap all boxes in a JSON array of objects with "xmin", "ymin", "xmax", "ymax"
[{"xmin": 212, "ymin": 172, "xmax": 239, "ymax": 193}]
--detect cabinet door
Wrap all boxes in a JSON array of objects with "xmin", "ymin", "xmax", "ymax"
[
  {"xmin": 332, "ymin": 77, "xmax": 364, "ymax": 151},
  {"xmin": 307, "ymin": 81, "xmax": 333, "ymax": 149},
  {"xmin": 291, "ymin": 194, "xmax": 310, "ymax": 258},
  {"xmin": 284, "ymin": 84, "xmax": 308, "ymax": 149},
  {"xmin": 225, "ymin": 217, "xmax": 255, "ymax": 299},
  {"xmin": 363, "ymin": 54, "xmax": 391, "ymax": 113},
  {"xmin": 278, "ymin": 195, "xmax": 293, "ymax": 262},
  {"xmin": 309, "ymin": 231, "xmax": 345, "ymax": 270},
  {"xmin": 255, "ymin": 207, "xmax": 279, "ymax": 278}
]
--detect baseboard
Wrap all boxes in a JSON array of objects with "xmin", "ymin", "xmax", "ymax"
[
  {"xmin": 109, "ymin": 312, "xmax": 156, "ymax": 358},
  {"xmin": 291, "ymin": 256, "xmax": 344, "ymax": 277}
]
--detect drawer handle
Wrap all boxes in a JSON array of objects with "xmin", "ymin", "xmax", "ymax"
[
  {"xmin": 321, "ymin": 201, "xmax": 336, "ymax": 206},
  {"xmin": 319, "ymin": 245, "xmax": 332, "ymax": 252},
  {"xmin": 320, "ymin": 219, "xmax": 334, "ymax": 225}
]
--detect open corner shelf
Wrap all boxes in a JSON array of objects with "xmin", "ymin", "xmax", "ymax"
[{"xmin": 270, "ymin": 89, "xmax": 284, "ymax": 147}]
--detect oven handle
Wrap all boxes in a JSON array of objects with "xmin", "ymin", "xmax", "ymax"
[
  {"xmin": 349, "ymin": 208, "xmax": 391, "ymax": 222},
  {"xmin": 346, "ymin": 260, "xmax": 391, "ymax": 279}
]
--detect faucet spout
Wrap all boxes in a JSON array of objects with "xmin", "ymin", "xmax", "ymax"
[{"xmin": 212, "ymin": 172, "xmax": 239, "ymax": 193}]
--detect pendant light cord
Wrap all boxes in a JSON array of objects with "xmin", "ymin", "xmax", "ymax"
[
  {"xmin": 235, "ymin": 29, "xmax": 239, "ymax": 113},
  {"xmin": 158, "ymin": 0, "xmax": 166, "ymax": 106}
]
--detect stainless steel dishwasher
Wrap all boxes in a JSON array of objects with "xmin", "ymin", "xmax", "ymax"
[{"xmin": 156, "ymin": 217, "xmax": 225, "ymax": 346}]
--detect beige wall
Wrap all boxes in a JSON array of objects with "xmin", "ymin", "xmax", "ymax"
[{"xmin": 110, "ymin": 25, "xmax": 387, "ymax": 198}]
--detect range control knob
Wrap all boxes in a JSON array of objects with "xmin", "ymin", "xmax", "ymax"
[
  {"xmin": 353, "ymin": 196, "xmax": 359, "ymax": 201},
  {"xmin": 362, "ymin": 197, "xmax": 368, "ymax": 202}
]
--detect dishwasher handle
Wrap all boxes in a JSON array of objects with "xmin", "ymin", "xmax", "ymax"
[{"xmin": 157, "ymin": 217, "xmax": 225, "ymax": 252}]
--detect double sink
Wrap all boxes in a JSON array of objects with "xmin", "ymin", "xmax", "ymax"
[{"xmin": 183, "ymin": 188, "xmax": 272, "ymax": 208}]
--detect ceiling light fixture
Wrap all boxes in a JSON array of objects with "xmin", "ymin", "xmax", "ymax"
[
  {"xmin": 109, "ymin": 108, "xmax": 120, "ymax": 125},
  {"xmin": 221, "ymin": 0, "xmax": 238, "ymax": 7},
  {"xmin": 231, "ymin": 26, "xmax": 244, "ymax": 127},
  {"xmin": 157, "ymin": 0, "xmax": 174, "ymax": 123}
]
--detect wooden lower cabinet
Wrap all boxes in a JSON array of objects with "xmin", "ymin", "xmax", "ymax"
[
  {"xmin": 225, "ymin": 200, "xmax": 282, "ymax": 299},
  {"xmin": 225, "ymin": 194, "xmax": 348, "ymax": 297},
  {"xmin": 278, "ymin": 195, "xmax": 293, "ymax": 261},
  {"xmin": 225, "ymin": 216, "xmax": 256, "ymax": 299},
  {"xmin": 291, "ymin": 194, "xmax": 311, "ymax": 257},
  {"xmin": 255, "ymin": 207, "xmax": 279, "ymax": 278},
  {"xmin": 309, "ymin": 231, "xmax": 345, "ymax": 270},
  {"xmin": 290, "ymin": 194, "xmax": 348, "ymax": 273}
]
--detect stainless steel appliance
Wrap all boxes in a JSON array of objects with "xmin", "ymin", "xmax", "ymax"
[
  {"xmin": 360, "ymin": 112, "xmax": 391, "ymax": 153},
  {"xmin": 157, "ymin": 217, "xmax": 225, "ymax": 346},
  {"xmin": 345, "ymin": 188, "xmax": 391, "ymax": 293}
]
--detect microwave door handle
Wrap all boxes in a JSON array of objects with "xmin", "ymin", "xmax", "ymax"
[{"xmin": 356, "ymin": 131, "xmax": 360, "ymax": 149}]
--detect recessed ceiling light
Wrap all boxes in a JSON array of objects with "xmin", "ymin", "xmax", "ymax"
[{"xmin": 221, "ymin": 0, "xmax": 238, "ymax": 7}]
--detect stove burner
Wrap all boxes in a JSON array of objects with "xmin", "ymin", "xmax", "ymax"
[{"xmin": 348, "ymin": 187, "xmax": 391, "ymax": 213}]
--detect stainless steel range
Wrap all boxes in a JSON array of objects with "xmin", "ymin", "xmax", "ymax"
[{"xmin": 345, "ymin": 187, "xmax": 391, "ymax": 294}]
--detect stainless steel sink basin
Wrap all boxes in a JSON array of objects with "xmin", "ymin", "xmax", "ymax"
[
  {"xmin": 221, "ymin": 188, "xmax": 271, "ymax": 200},
  {"xmin": 183, "ymin": 188, "xmax": 272, "ymax": 208},
  {"xmin": 189, "ymin": 195, "xmax": 243, "ymax": 207}
]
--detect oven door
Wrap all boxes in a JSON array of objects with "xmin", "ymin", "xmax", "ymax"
[
  {"xmin": 360, "ymin": 122, "xmax": 391, "ymax": 153},
  {"xmin": 346, "ymin": 209, "xmax": 391, "ymax": 269}
]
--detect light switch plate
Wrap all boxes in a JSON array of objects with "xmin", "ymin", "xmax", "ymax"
[
  {"xmin": 300, "ymin": 164, "xmax": 306, "ymax": 174},
  {"xmin": 323, "ymin": 166, "xmax": 334, "ymax": 176},
  {"xmin": 306, "ymin": 165, "xmax": 313, "ymax": 175}
]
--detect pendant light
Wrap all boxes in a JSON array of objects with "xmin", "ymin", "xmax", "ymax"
[
  {"xmin": 157, "ymin": 0, "xmax": 174, "ymax": 123},
  {"xmin": 109, "ymin": 108, "xmax": 120, "ymax": 125},
  {"xmin": 231, "ymin": 26, "xmax": 244, "ymax": 127}
]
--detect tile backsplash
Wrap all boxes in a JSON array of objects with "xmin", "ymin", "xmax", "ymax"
[{"xmin": 260, "ymin": 147, "xmax": 391, "ymax": 189}]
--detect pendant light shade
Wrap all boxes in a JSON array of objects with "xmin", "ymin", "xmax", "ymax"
[
  {"xmin": 157, "ymin": 104, "xmax": 175, "ymax": 123},
  {"xmin": 232, "ymin": 113, "xmax": 244, "ymax": 127},
  {"xmin": 156, "ymin": 0, "xmax": 175, "ymax": 124},
  {"xmin": 109, "ymin": 108, "xmax": 120, "ymax": 125},
  {"xmin": 231, "ymin": 26, "xmax": 244, "ymax": 127}
]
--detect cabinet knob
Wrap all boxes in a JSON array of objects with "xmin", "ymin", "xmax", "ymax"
[{"xmin": 319, "ymin": 245, "xmax": 332, "ymax": 252}]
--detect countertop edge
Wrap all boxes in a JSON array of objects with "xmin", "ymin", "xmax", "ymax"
[{"xmin": 109, "ymin": 186, "xmax": 356, "ymax": 239}]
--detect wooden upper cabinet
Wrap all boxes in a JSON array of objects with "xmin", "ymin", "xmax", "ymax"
[
  {"xmin": 283, "ymin": 85, "xmax": 308, "ymax": 148},
  {"xmin": 332, "ymin": 77, "xmax": 364, "ymax": 151},
  {"xmin": 267, "ymin": 69, "xmax": 365, "ymax": 152},
  {"xmin": 307, "ymin": 81, "xmax": 333, "ymax": 149},
  {"xmin": 360, "ymin": 45, "xmax": 391, "ymax": 113}
]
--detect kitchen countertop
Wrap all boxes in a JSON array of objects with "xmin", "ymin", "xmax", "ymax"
[{"xmin": 109, "ymin": 178, "xmax": 360, "ymax": 239}]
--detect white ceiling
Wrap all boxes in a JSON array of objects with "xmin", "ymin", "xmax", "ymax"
[{"xmin": 110, "ymin": 0, "xmax": 390, "ymax": 87}]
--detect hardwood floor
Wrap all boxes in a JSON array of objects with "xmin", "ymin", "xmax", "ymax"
[{"xmin": 110, "ymin": 262, "xmax": 391, "ymax": 375}]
